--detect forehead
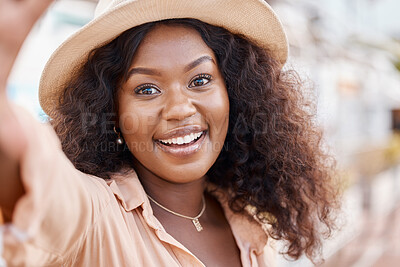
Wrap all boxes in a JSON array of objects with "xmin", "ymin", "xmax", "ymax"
[{"xmin": 131, "ymin": 24, "xmax": 216, "ymax": 68}]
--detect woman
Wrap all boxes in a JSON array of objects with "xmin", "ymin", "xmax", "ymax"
[{"xmin": 0, "ymin": 0, "xmax": 340, "ymax": 266}]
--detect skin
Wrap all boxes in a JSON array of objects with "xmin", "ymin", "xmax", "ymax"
[{"xmin": 117, "ymin": 25, "xmax": 241, "ymax": 266}]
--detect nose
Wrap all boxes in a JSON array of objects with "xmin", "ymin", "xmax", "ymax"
[{"xmin": 161, "ymin": 87, "xmax": 197, "ymax": 121}]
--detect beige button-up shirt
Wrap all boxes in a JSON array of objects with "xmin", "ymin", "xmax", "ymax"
[{"xmin": 1, "ymin": 106, "xmax": 276, "ymax": 266}]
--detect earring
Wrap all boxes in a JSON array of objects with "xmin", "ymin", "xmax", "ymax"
[{"xmin": 113, "ymin": 126, "xmax": 124, "ymax": 145}]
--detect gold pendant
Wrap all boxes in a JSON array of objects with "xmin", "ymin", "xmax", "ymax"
[{"xmin": 192, "ymin": 218, "xmax": 203, "ymax": 232}]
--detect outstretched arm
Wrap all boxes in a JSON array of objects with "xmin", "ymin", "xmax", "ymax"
[
  {"xmin": 0, "ymin": 0, "xmax": 54, "ymax": 221},
  {"xmin": 1, "ymin": 3, "xmax": 114, "ymax": 265}
]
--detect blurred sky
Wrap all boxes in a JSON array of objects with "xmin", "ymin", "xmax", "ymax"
[
  {"xmin": 324, "ymin": 0, "xmax": 400, "ymax": 35},
  {"xmin": 356, "ymin": 0, "xmax": 400, "ymax": 35}
]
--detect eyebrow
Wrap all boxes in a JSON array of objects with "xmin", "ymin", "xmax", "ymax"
[
  {"xmin": 184, "ymin": 55, "xmax": 215, "ymax": 73},
  {"xmin": 127, "ymin": 67, "xmax": 161, "ymax": 78},
  {"xmin": 127, "ymin": 55, "xmax": 215, "ymax": 79}
]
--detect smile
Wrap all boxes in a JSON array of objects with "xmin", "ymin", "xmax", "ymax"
[
  {"xmin": 158, "ymin": 132, "xmax": 203, "ymax": 145},
  {"xmin": 155, "ymin": 130, "xmax": 207, "ymax": 157}
]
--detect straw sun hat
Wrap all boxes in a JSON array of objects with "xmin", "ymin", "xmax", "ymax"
[{"xmin": 39, "ymin": 0, "xmax": 288, "ymax": 116}]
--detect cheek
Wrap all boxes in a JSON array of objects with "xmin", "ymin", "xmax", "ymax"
[
  {"xmin": 118, "ymin": 100, "xmax": 160, "ymax": 137},
  {"xmin": 118, "ymin": 111, "xmax": 140, "ymax": 134},
  {"xmin": 120, "ymin": 112, "xmax": 158, "ymax": 156},
  {"xmin": 203, "ymin": 88, "xmax": 230, "ymax": 141}
]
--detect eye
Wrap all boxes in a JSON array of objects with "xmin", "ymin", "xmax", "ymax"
[
  {"xmin": 134, "ymin": 84, "xmax": 161, "ymax": 95},
  {"xmin": 189, "ymin": 74, "xmax": 212, "ymax": 88}
]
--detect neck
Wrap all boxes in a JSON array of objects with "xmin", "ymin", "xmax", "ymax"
[{"xmin": 135, "ymin": 163, "xmax": 207, "ymax": 217}]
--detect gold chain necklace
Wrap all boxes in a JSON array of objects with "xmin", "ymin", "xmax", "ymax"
[{"xmin": 147, "ymin": 194, "xmax": 206, "ymax": 232}]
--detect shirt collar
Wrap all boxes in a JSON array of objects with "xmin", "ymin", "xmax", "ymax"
[
  {"xmin": 107, "ymin": 169, "xmax": 164, "ymax": 231},
  {"xmin": 106, "ymin": 169, "xmax": 145, "ymax": 212}
]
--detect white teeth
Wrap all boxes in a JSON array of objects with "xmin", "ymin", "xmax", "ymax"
[{"xmin": 159, "ymin": 131, "xmax": 203, "ymax": 145}]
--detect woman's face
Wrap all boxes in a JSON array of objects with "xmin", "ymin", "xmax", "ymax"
[{"xmin": 117, "ymin": 24, "xmax": 229, "ymax": 183}]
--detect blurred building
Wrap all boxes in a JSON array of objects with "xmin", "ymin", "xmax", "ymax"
[
  {"xmin": 271, "ymin": 0, "xmax": 400, "ymax": 164},
  {"xmin": 268, "ymin": 0, "xmax": 400, "ymax": 266}
]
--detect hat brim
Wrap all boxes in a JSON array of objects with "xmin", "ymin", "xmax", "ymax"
[{"xmin": 39, "ymin": 0, "xmax": 288, "ymax": 116}]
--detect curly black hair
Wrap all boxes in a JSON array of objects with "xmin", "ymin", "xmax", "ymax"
[{"xmin": 51, "ymin": 18, "xmax": 340, "ymax": 262}]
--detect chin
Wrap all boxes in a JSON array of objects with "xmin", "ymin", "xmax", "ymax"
[{"xmin": 156, "ymin": 164, "xmax": 211, "ymax": 184}]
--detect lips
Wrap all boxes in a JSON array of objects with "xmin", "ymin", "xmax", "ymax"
[{"xmin": 154, "ymin": 126, "xmax": 207, "ymax": 157}]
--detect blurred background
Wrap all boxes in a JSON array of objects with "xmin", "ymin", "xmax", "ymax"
[{"xmin": 4, "ymin": 0, "xmax": 400, "ymax": 266}]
